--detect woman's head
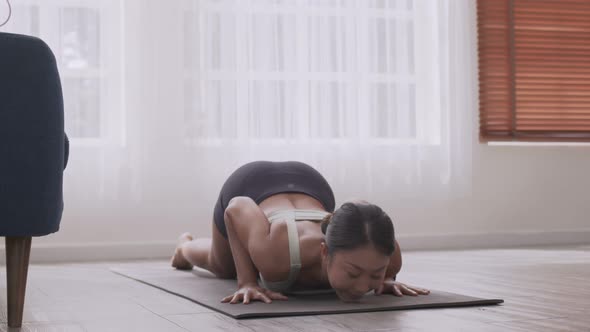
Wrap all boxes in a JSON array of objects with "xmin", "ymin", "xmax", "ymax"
[{"xmin": 320, "ymin": 200, "xmax": 395, "ymax": 302}]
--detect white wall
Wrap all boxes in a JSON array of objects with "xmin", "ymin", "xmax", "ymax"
[{"xmin": 15, "ymin": 139, "xmax": 589, "ymax": 264}]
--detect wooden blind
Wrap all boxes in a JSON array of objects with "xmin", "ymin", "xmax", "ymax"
[{"xmin": 477, "ymin": 0, "xmax": 590, "ymax": 142}]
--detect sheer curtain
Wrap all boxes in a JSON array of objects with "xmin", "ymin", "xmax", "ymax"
[
  {"xmin": 1, "ymin": 0, "xmax": 474, "ymax": 245},
  {"xmin": 182, "ymin": 0, "xmax": 473, "ymax": 204}
]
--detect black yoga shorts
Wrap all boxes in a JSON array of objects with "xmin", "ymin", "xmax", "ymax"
[{"xmin": 213, "ymin": 160, "xmax": 335, "ymax": 239}]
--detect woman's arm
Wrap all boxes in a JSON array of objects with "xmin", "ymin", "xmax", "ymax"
[
  {"xmin": 377, "ymin": 239, "xmax": 430, "ymax": 296},
  {"xmin": 223, "ymin": 196, "xmax": 271, "ymax": 287},
  {"xmin": 385, "ymin": 239, "xmax": 402, "ymax": 280},
  {"xmin": 221, "ymin": 197, "xmax": 287, "ymax": 304},
  {"xmin": 222, "ymin": 196, "xmax": 289, "ymax": 304}
]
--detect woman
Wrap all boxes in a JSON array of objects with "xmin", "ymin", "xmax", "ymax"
[{"xmin": 171, "ymin": 160, "xmax": 430, "ymax": 304}]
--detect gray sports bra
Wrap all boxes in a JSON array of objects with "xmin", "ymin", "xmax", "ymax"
[{"xmin": 258, "ymin": 209, "xmax": 330, "ymax": 294}]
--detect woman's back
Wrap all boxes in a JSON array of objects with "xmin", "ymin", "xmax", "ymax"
[
  {"xmin": 258, "ymin": 192, "xmax": 326, "ymax": 215},
  {"xmin": 255, "ymin": 193, "xmax": 333, "ymax": 290}
]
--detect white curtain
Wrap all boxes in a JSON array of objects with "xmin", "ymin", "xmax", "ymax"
[
  {"xmin": 182, "ymin": 0, "xmax": 474, "ymax": 208},
  {"xmin": 1, "ymin": 0, "xmax": 474, "ymax": 243}
]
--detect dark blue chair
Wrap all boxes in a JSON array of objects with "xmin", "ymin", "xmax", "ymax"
[{"xmin": 0, "ymin": 32, "xmax": 68, "ymax": 328}]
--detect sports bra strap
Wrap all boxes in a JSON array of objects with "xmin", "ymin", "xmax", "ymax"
[{"xmin": 259, "ymin": 209, "xmax": 330, "ymax": 293}]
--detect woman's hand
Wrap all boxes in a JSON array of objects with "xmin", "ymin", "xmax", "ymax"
[
  {"xmin": 375, "ymin": 279, "xmax": 430, "ymax": 297},
  {"xmin": 221, "ymin": 283, "xmax": 289, "ymax": 304}
]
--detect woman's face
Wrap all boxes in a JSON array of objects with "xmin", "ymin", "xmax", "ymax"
[{"xmin": 321, "ymin": 243, "xmax": 390, "ymax": 302}]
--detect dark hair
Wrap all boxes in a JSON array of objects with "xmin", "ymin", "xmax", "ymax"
[{"xmin": 320, "ymin": 202, "xmax": 395, "ymax": 256}]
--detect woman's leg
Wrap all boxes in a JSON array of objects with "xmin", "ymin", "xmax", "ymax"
[
  {"xmin": 171, "ymin": 163, "xmax": 252, "ymax": 277},
  {"xmin": 170, "ymin": 232, "xmax": 196, "ymax": 270},
  {"xmin": 171, "ymin": 219, "xmax": 237, "ymax": 279}
]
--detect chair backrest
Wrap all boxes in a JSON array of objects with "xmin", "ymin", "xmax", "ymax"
[{"xmin": 0, "ymin": 32, "xmax": 66, "ymax": 237}]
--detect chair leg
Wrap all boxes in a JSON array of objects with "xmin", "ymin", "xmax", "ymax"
[{"xmin": 5, "ymin": 236, "xmax": 32, "ymax": 328}]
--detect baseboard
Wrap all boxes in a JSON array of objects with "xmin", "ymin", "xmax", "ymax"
[
  {"xmin": 0, "ymin": 229, "xmax": 589, "ymax": 264},
  {"xmin": 397, "ymin": 229, "xmax": 590, "ymax": 251}
]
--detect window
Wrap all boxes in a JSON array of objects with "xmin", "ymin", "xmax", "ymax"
[
  {"xmin": 182, "ymin": 0, "xmax": 442, "ymax": 146},
  {"xmin": 477, "ymin": 0, "xmax": 590, "ymax": 142},
  {"xmin": 1, "ymin": 0, "xmax": 124, "ymax": 145}
]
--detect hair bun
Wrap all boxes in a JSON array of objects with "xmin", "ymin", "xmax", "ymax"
[{"xmin": 321, "ymin": 213, "xmax": 333, "ymax": 235}]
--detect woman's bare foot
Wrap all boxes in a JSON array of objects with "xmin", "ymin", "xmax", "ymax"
[{"xmin": 171, "ymin": 232, "xmax": 194, "ymax": 270}]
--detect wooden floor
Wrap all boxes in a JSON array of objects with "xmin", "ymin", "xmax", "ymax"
[{"xmin": 1, "ymin": 244, "xmax": 589, "ymax": 331}]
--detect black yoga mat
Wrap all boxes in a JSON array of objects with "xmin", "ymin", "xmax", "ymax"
[{"xmin": 110, "ymin": 264, "xmax": 503, "ymax": 319}]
